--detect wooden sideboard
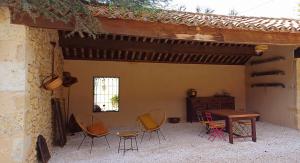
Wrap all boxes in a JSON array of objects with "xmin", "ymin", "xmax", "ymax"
[{"xmin": 186, "ymin": 96, "xmax": 235, "ymax": 122}]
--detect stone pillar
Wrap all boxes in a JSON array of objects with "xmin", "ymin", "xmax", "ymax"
[
  {"xmin": 296, "ymin": 58, "xmax": 300, "ymax": 129},
  {"xmin": 0, "ymin": 7, "xmax": 27, "ymax": 162},
  {"xmin": 0, "ymin": 7, "xmax": 64, "ymax": 162}
]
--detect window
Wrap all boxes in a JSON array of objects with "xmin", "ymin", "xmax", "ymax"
[{"xmin": 93, "ymin": 77, "xmax": 119, "ymax": 112}]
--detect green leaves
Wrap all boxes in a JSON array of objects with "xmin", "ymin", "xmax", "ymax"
[
  {"xmin": 2, "ymin": 0, "xmax": 171, "ymax": 37},
  {"xmin": 111, "ymin": 95, "xmax": 119, "ymax": 108}
]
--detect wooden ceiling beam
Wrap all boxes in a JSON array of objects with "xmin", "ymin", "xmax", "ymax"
[{"xmin": 10, "ymin": 11, "xmax": 300, "ymax": 45}]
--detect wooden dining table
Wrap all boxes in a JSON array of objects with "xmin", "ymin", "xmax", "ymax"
[{"xmin": 205, "ymin": 109, "xmax": 260, "ymax": 144}]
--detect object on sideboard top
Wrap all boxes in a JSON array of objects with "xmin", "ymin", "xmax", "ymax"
[
  {"xmin": 213, "ymin": 90, "xmax": 231, "ymax": 97},
  {"xmin": 251, "ymin": 83, "xmax": 285, "ymax": 88},
  {"xmin": 251, "ymin": 70, "xmax": 285, "ymax": 77},
  {"xmin": 187, "ymin": 89, "xmax": 197, "ymax": 97},
  {"xmin": 250, "ymin": 56, "xmax": 285, "ymax": 65},
  {"xmin": 168, "ymin": 117, "xmax": 180, "ymax": 123}
]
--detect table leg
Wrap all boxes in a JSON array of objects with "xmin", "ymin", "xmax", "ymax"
[
  {"xmin": 228, "ymin": 118, "xmax": 233, "ymax": 144},
  {"xmin": 225, "ymin": 118, "xmax": 229, "ymax": 132},
  {"xmin": 156, "ymin": 130, "xmax": 161, "ymax": 144},
  {"xmin": 123, "ymin": 138, "xmax": 126, "ymax": 155},
  {"xmin": 251, "ymin": 118, "xmax": 257, "ymax": 142},
  {"xmin": 118, "ymin": 137, "xmax": 121, "ymax": 153}
]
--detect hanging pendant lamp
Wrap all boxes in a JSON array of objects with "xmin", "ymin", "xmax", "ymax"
[{"xmin": 41, "ymin": 41, "xmax": 63, "ymax": 90}]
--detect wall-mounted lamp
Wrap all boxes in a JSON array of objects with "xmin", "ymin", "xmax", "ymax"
[
  {"xmin": 255, "ymin": 45, "xmax": 268, "ymax": 55},
  {"xmin": 42, "ymin": 75, "xmax": 63, "ymax": 90}
]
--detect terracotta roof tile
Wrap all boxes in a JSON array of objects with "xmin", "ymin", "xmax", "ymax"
[{"xmin": 89, "ymin": 5, "xmax": 300, "ymax": 33}]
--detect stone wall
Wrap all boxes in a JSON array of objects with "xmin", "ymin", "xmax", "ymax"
[
  {"xmin": 0, "ymin": 7, "xmax": 64, "ymax": 162},
  {"xmin": 0, "ymin": 7, "xmax": 27, "ymax": 163},
  {"xmin": 24, "ymin": 27, "xmax": 63, "ymax": 162},
  {"xmin": 296, "ymin": 59, "xmax": 300, "ymax": 129}
]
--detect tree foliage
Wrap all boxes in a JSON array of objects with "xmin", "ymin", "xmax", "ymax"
[
  {"xmin": 178, "ymin": 5, "xmax": 186, "ymax": 11},
  {"xmin": 97, "ymin": 0, "xmax": 171, "ymax": 11},
  {"xmin": 0, "ymin": 0, "xmax": 171, "ymax": 37},
  {"xmin": 195, "ymin": 6, "xmax": 214, "ymax": 14},
  {"xmin": 203, "ymin": 8, "xmax": 214, "ymax": 14},
  {"xmin": 228, "ymin": 9, "xmax": 238, "ymax": 16}
]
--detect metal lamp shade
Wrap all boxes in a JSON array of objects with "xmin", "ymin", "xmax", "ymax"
[{"xmin": 43, "ymin": 76, "xmax": 63, "ymax": 90}]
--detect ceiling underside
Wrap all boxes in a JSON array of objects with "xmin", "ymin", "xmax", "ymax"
[{"xmin": 59, "ymin": 31, "xmax": 259, "ymax": 65}]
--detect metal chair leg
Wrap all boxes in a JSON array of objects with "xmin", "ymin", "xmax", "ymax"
[
  {"xmin": 118, "ymin": 137, "xmax": 121, "ymax": 153},
  {"xmin": 123, "ymin": 138, "xmax": 126, "ymax": 155},
  {"xmin": 198, "ymin": 126, "xmax": 207, "ymax": 137},
  {"xmin": 90, "ymin": 137, "xmax": 94, "ymax": 154},
  {"xmin": 104, "ymin": 136, "xmax": 110, "ymax": 148},
  {"xmin": 141, "ymin": 131, "xmax": 145, "ymax": 143},
  {"xmin": 78, "ymin": 134, "xmax": 86, "ymax": 150},
  {"xmin": 156, "ymin": 130, "xmax": 161, "ymax": 144},
  {"xmin": 135, "ymin": 137, "xmax": 138, "ymax": 151},
  {"xmin": 159, "ymin": 129, "xmax": 166, "ymax": 140},
  {"xmin": 149, "ymin": 132, "xmax": 152, "ymax": 141}
]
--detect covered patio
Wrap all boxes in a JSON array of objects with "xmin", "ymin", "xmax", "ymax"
[{"xmin": 2, "ymin": 3, "xmax": 300, "ymax": 162}]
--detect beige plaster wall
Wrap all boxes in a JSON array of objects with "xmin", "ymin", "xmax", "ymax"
[
  {"xmin": 64, "ymin": 60, "xmax": 246, "ymax": 128},
  {"xmin": 0, "ymin": 7, "xmax": 63, "ymax": 162},
  {"xmin": 246, "ymin": 45, "xmax": 297, "ymax": 128}
]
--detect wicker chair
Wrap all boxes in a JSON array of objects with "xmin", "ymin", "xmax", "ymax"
[
  {"xmin": 233, "ymin": 120, "xmax": 252, "ymax": 137},
  {"xmin": 137, "ymin": 109, "xmax": 166, "ymax": 144},
  {"xmin": 75, "ymin": 116, "xmax": 110, "ymax": 153},
  {"xmin": 232, "ymin": 109, "xmax": 252, "ymax": 138}
]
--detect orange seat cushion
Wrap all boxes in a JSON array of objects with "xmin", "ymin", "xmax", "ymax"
[
  {"xmin": 138, "ymin": 113, "xmax": 158, "ymax": 130},
  {"xmin": 87, "ymin": 122, "xmax": 108, "ymax": 135}
]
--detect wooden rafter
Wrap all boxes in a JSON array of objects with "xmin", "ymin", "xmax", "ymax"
[
  {"xmin": 59, "ymin": 32, "xmax": 257, "ymax": 57},
  {"xmin": 59, "ymin": 31, "xmax": 258, "ymax": 65}
]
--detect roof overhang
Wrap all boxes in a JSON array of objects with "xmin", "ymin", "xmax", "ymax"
[{"xmin": 10, "ymin": 11, "xmax": 300, "ymax": 46}]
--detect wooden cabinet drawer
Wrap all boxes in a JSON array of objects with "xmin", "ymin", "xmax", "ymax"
[{"xmin": 187, "ymin": 96, "xmax": 235, "ymax": 122}]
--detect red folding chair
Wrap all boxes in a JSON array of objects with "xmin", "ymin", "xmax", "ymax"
[{"xmin": 205, "ymin": 112, "xmax": 226, "ymax": 142}]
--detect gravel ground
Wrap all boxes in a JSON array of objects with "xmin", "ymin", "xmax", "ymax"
[{"xmin": 50, "ymin": 122, "xmax": 300, "ymax": 163}]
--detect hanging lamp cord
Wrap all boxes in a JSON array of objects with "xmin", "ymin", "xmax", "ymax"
[{"xmin": 50, "ymin": 41, "xmax": 56, "ymax": 78}]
